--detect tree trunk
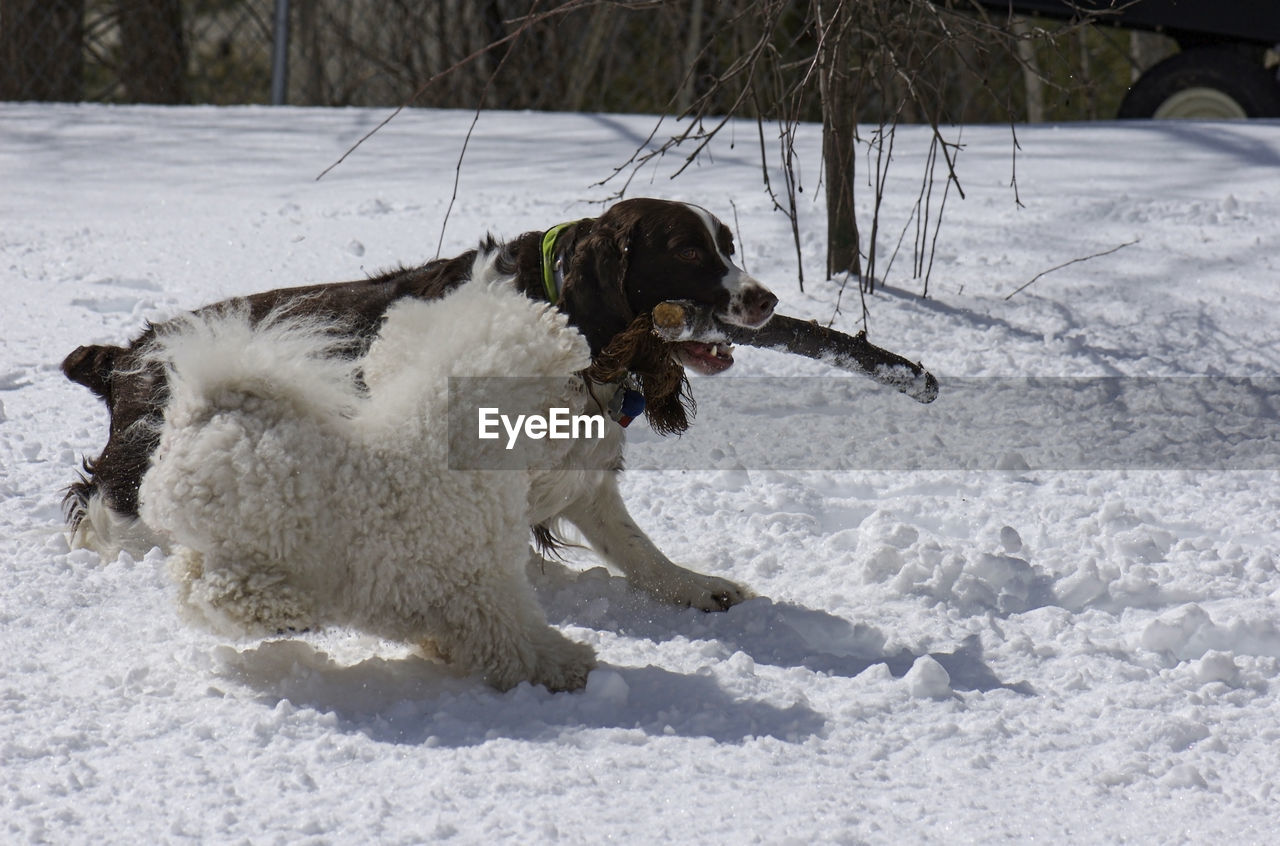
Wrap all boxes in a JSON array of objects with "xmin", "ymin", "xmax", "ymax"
[
  {"xmin": 567, "ymin": 4, "xmax": 618, "ymax": 111},
  {"xmin": 1011, "ymin": 16, "xmax": 1044, "ymax": 123},
  {"xmin": 0, "ymin": 0, "xmax": 84, "ymax": 101},
  {"xmin": 815, "ymin": 0, "xmax": 861, "ymax": 283},
  {"xmin": 676, "ymin": 0, "xmax": 705, "ymax": 114},
  {"xmin": 1078, "ymin": 27, "xmax": 1095, "ymax": 120},
  {"xmin": 115, "ymin": 0, "xmax": 186, "ymax": 104}
]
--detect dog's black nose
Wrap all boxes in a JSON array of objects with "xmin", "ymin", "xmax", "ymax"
[{"xmin": 741, "ymin": 287, "xmax": 778, "ymax": 325}]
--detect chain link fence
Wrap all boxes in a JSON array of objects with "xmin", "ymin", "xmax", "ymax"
[
  {"xmin": 2, "ymin": 1, "xmax": 1167, "ymax": 121},
  {"xmin": 0, "ymin": 0, "xmax": 728, "ymax": 110},
  {"xmin": 2, "ymin": 0, "xmax": 273, "ymax": 103},
  {"xmin": 284, "ymin": 0, "xmax": 715, "ymax": 113}
]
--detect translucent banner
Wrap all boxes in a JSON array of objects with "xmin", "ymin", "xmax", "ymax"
[{"xmin": 448, "ymin": 376, "xmax": 1280, "ymax": 471}]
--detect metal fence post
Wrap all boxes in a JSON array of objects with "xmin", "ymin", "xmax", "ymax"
[{"xmin": 271, "ymin": 0, "xmax": 290, "ymax": 105}]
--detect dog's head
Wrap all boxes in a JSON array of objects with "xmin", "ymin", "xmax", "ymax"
[{"xmin": 563, "ymin": 198, "xmax": 777, "ymax": 375}]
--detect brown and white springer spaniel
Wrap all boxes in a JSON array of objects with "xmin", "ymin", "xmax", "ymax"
[{"xmin": 62, "ymin": 198, "xmax": 777, "ymax": 611}]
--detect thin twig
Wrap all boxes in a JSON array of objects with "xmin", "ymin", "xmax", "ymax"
[
  {"xmin": 436, "ymin": 2, "xmax": 540, "ymax": 257},
  {"xmin": 435, "ymin": 111, "xmax": 483, "ymax": 260},
  {"xmin": 728, "ymin": 198, "xmax": 747, "ymax": 274},
  {"xmin": 315, "ymin": 0, "xmax": 606, "ymax": 182},
  {"xmin": 1004, "ymin": 238, "xmax": 1140, "ymax": 301}
]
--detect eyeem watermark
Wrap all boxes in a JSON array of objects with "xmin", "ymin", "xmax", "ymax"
[
  {"xmin": 449, "ymin": 377, "xmax": 616, "ymax": 470},
  {"xmin": 478, "ymin": 407, "xmax": 607, "ymax": 450}
]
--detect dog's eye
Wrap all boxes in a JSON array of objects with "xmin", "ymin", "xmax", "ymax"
[{"xmin": 676, "ymin": 247, "xmax": 701, "ymax": 262}]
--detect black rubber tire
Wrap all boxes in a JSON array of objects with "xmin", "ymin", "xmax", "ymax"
[{"xmin": 1118, "ymin": 46, "xmax": 1280, "ymax": 119}]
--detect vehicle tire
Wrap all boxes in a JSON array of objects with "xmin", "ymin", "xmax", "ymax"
[{"xmin": 1118, "ymin": 46, "xmax": 1280, "ymax": 119}]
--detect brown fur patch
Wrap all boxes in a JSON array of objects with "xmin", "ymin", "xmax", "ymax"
[{"xmin": 582, "ymin": 313, "xmax": 693, "ymax": 436}]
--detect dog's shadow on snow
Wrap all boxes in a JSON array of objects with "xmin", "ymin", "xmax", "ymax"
[
  {"xmin": 210, "ymin": 558, "xmax": 1027, "ymax": 749},
  {"xmin": 212, "ymin": 639, "xmax": 822, "ymax": 748},
  {"xmin": 532, "ymin": 557, "xmax": 1033, "ymax": 697}
]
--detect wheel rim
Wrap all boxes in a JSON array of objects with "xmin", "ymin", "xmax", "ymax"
[{"xmin": 1153, "ymin": 87, "xmax": 1249, "ymax": 119}]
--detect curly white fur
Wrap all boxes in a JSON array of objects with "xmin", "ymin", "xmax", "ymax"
[{"xmin": 138, "ymin": 265, "xmax": 596, "ymax": 692}]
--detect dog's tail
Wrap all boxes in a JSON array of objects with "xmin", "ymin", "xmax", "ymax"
[
  {"xmin": 137, "ymin": 307, "xmax": 362, "ymax": 554},
  {"xmin": 62, "ymin": 343, "xmax": 127, "ymax": 400},
  {"xmin": 145, "ymin": 306, "xmax": 362, "ymax": 428}
]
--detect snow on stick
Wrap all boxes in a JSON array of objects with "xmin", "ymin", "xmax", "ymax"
[{"xmin": 651, "ymin": 300, "xmax": 939, "ymax": 403}]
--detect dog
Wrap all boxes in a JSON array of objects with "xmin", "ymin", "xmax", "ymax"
[
  {"xmin": 140, "ymin": 260, "xmax": 601, "ymax": 691},
  {"xmin": 62, "ymin": 198, "xmax": 778, "ymax": 620}
]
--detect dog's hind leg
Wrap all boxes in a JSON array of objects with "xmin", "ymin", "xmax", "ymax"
[
  {"xmin": 69, "ymin": 489, "xmax": 165, "ymax": 558},
  {"xmin": 423, "ymin": 568, "xmax": 595, "ymax": 693},
  {"xmin": 168, "ymin": 547, "xmax": 314, "ymax": 638}
]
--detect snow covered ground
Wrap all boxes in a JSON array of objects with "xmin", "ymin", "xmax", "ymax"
[{"xmin": 2, "ymin": 103, "xmax": 1278, "ymax": 843}]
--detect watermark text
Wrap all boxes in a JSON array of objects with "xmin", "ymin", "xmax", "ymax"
[{"xmin": 478, "ymin": 407, "xmax": 606, "ymax": 450}]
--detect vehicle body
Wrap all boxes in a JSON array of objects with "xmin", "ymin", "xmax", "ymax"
[{"xmin": 971, "ymin": 0, "xmax": 1280, "ymax": 118}]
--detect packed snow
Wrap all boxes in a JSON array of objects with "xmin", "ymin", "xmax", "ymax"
[{"xmin": 2, "ymin": 103, "xmax": 1278, "ymax": 843}]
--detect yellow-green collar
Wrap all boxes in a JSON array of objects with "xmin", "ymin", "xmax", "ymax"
[{"xmin": 540, "ymin": 221, "xmax": 581, "ymax": 305}]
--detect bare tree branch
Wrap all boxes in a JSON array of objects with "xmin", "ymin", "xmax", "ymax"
[{"xmin": 1004, "ymin": 238, "xmax": 1141, "ymax": 301}]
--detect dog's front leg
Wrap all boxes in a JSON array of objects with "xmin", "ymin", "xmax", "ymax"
[
  {"xmin": 424, "ymin": 566, "xmax": 596, "ymax": 693},
  {"xmin": 562, "ymin": 474, "xmax": 750, "ymax": 612}
]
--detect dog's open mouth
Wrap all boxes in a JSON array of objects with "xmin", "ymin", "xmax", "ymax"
[{"xmin": 676, "ymin": 340, "xmax": 735, "ymax": 375}]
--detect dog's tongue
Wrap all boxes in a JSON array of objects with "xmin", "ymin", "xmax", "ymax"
[{"xmin": 679, "ymin": 341, "xmax": 734, "ymax": 375}]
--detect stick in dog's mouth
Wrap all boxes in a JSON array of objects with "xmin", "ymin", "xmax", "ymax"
[
  {"xmin": 653, "ymin": 301, "xmax": 737, "ymax": 376},
  {"xmin": 650, "ymin": 299, "xmax": 940, "ymax": 404}
]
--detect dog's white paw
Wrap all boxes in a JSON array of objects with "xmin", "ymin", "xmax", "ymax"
[
  {"xmin": 526, "ymin": 635, "xmax": 597, "ymax": 693},
  {"xmin": 485, "ymin": 628, "xmax": 596, "ymax": 693},
  {"xmin": 171, "ymin": 548, "xmax": 315, "ymax": 638},
  {"xmin": 636, "ymin": 569, "xmax": 753, "ymax": 612},
  {"xmin": 679, "ymin": 573, "xmax": 753, "ymax": 612}
]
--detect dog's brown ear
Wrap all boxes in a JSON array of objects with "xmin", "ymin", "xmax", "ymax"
[
  {"xmin": 62, "ymin": 344, "xmax": 124, "ymax": 399},
  {"xmin": 569, "ymin": 214, "xmax": 632, "ymax": 304},
  {"xmin": 561, "ymin": 217, "xmax": 636, "ymax": 355},
  {"xmin": 588, "ymin": 215, "xmax": 630, "ymax": 295}
]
